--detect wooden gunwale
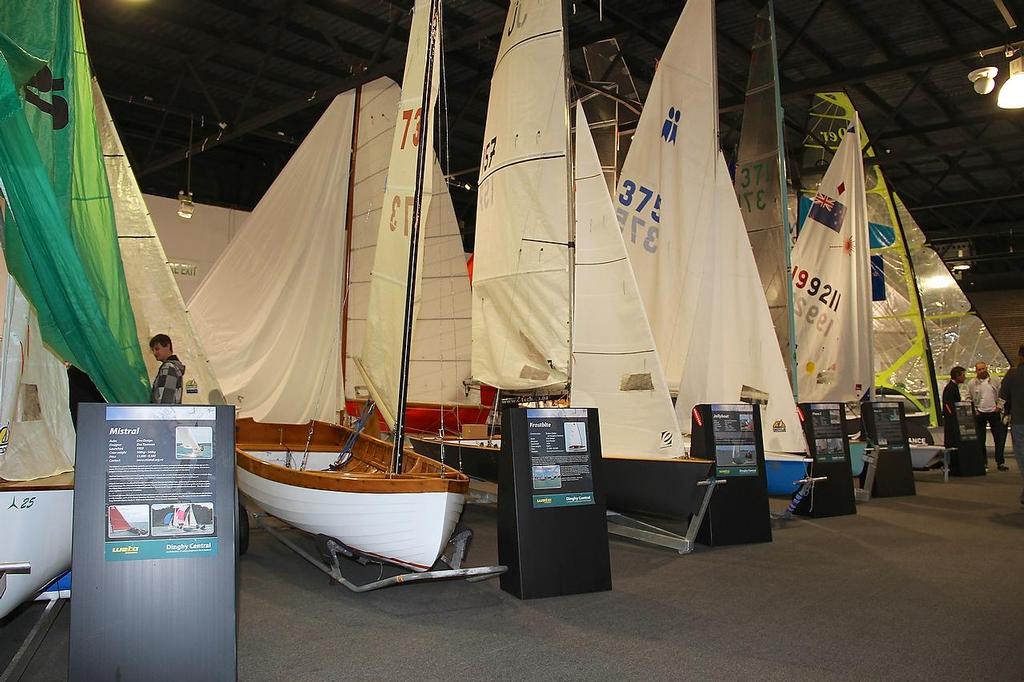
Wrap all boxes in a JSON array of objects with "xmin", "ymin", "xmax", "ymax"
[{"xmin": 235, "ymin": 418, "xmax": 468, "ymax": 495}]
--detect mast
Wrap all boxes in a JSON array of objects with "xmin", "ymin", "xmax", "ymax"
[
  {"xmin": 765, "ymin": 1, "xmax": 798, "ymax": 398},
  {"xmin": 562, "ymin": 0, "xmax": 575, "ymax": 395},
  {"xmin": 340, "ymin": 85, "xmax": 362, "ymax": 415},
  {"xmin": 391, "ymin": 0, "xmax": 442, "ymax": 471}
]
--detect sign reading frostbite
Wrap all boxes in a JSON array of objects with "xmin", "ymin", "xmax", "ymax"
[{"xmin": 526, "ymin": 408, "xmax": 595, "ymax": 508}]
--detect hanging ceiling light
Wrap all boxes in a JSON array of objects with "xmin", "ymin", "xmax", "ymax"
[
  {"xmin": 176, "ymin": 190, "xmax": 194, "ymax": 219},
  {"xmin": 998, "ymin": 56, "xmax": 1024, "ymax": 108},
  {"xmin": 177, "ymin": 114, "xmax": 196, "ymax": 219}
]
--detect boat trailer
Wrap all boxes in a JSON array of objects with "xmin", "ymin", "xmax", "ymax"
[{"xmin": 247, "ymin": 510, "xmax": 506, "ymax": 593}]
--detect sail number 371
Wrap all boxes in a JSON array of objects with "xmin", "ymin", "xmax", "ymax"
[{"xmin": 616, "ymin": 179, "xmax": 660, "ymax": 253}]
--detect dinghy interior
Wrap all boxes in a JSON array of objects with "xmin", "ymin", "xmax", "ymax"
[{"xmin": 235, "ymin": 418, "xmax": 505, "ymax": 589}]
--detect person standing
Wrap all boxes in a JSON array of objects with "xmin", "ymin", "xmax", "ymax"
[
  {"xmin": 149, "ymin": 334, "xmax": 186, "ymax": 404},
  {"xmin": 942, "ymin": 366, "xmax": 967, "ymax": 448},
  {"xmin": 967, "ymin": 362, "xmax": 1008, "ymax": 471},
  {"xmin": 999, "ymin": 345, "xmax": 1024, "ymax": 506}
]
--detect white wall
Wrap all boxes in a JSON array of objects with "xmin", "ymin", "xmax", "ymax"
[{"xmin": 143, "ymin": 194, "xmax": 248, "ymax": 301}]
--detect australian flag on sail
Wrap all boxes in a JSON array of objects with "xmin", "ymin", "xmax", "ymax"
[{"xmin": 807, "ymin": 192, "xmax": 847, "ymax": 233}]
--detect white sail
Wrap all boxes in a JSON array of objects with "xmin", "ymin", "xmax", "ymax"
[
  {"xmin": 93, "ymin": 80, "xmax": 223, "ymax": 405},
  {"xmin": 189, "ymin": 92, "xmax": 356, "ymax": 423},
  {"xmin": 570, "ymin": 103, "xmax": 683, "ymax": 457},
  {"xmin": 345, "ymin": 77, "xmax": 473, "ymax": 416},
  {"xmin": 615, "ymin": 0, "xmax": 804, "ymax": 452},
  {"xmin": 670, "ymin": 154, "xmax": 806, "ymax": 452},
  {"xmin": 0, "ymin": 254, "xmax": 75, "ymax": 481},
  {"xmin": 791, "ymin": 113, "xmax": 872, "ymax": 402},
  {"xmin": 471, "ymin": 0, "xmax": 572, "ymax": 390},
  {"xmin": 613, "ymin": 0, "xmax": 716, "ymax": 389},
  {"xmin": 355, "ymin": 0, "xmax": 442, "ymax": 429}
]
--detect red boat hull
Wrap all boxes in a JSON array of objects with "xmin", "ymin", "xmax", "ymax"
[{"xmin": 345, "ymin": 400, "xmax": 491, "ymax": 436}]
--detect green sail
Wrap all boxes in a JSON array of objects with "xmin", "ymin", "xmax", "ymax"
[
  {"xmin": 0, "ymin": 0, "xmax": 149, "ymax": 402},
  {"xmin": 800, "ymin": 92, "xmax": 1007, "ymax": 424}
]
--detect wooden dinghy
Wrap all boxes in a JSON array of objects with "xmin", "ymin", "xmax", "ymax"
[{"xmin": 235, "ymin": 418, "xmax": 468, "ymax": 572}]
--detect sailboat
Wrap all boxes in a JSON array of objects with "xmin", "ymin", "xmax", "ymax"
[
  {"xmin": 411, "ymin": 0, "xmax": 713, "ymax": 518},
  {"xmin": 231, "ymin": 0, "xmax": 473, "ymax": 573},
  {"xmin": 0, "ymin": 262, "xmax": 75, "ymax": 620},
  {"xmin": 799, "ymin": 91, "xmax": 1009, "ymax": 421},
  {"xmin": 612, "ymin": 0, "xmax": 807, "ymax": 480},
  {"xmin": 341, "ymin": 79, "xmax": 489, "ymax": 436},
  {"xmin": 0, "ymin": 0, "xmax": 152, "ymax": 620}
]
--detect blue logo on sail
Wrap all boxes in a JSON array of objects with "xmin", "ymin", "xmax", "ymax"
[
  {"xmin": 661, "ymin": 107, "xmax": 680, "ymax": 143},
  {"xmin": 807, "ymin": 192, "xmax": 847, "ymax": 233}
]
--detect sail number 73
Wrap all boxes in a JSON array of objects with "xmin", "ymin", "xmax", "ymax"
[
  {"xmin": 400, "ymin": 108, "xmax": 422, "ymax": 149},
  {"xmin": 615, "ymin": 179, "xmax": 660, "ymax": 253}
]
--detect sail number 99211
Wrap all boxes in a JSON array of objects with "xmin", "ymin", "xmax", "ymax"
[{"xmin": 616, "ymin": 179, "xmax": 660, "ymax": 253}]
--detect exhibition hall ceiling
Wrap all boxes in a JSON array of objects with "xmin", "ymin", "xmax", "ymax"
[{"xmin": 82, "ymin": 0, "xmax": 1024, "ymax": 292}]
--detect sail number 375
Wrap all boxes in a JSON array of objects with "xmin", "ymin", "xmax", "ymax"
[{"xmin": 616, "ymin": 179, "xmax": 660, "ymax": 253}]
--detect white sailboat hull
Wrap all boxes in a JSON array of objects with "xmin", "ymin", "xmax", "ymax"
[
  {"xmin": 237, "ymin": 467, "xmax": 464, "ymax": 572},
  {"xmin": 0, "ymin": 485, "xmax": 73, "ymax": 620}
]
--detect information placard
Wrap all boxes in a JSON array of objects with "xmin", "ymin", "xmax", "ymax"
[
  {"xmin": 525, "ymin": 409, "xmax": 595, "ymax": 509},
  {"xmin": 498, "ymin": 407, "xmax": 611, "ymax": 599},
  {"xmin": 70, "ymin": 404, "xmax": 237, "ymax": 682},
  {"xmin": 869, "ymin": 402, "xmax": 907, "ymax": 452},
  {"xmin": 709, "ymin": 404, "xmax": 758, "ymax": 477},
  {"xmin": 795, "ymin": 402, "xmax": 856, "ymax": 518},
  {"xmin": 861, "ymin": 401, "xmax": 916, "ymax": 497},
  {"xmin": 947, "ymin": 401, "xmax": 985, "ymax": 476},
  {"xmin": 807, "ymin": 403, "xmax": 847, "ymax": 464},
  {"xmin": 690, "ymin": 403, "xmax": 772, "ymax": 546},
  {"xmin": 105, "ymin": 406, "xmax": 220, "ymax": 561},
  {"xmin": 955, "ymin": 402, "xmax": 977, "ymax": 441}
]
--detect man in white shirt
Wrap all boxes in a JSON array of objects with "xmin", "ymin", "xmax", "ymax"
[{"xmin": 967, "ymin": 362, "xmax": 1007, "ymax": 471}]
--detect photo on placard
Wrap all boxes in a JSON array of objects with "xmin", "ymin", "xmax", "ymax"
[
  {"xmin": 563, "ymin": 421, "xmax": 588, "ymax": 451},
  {"xmin": 150, "ymin": 502, "xmax": 215, "ymax": 536},
  {"xmin": 828, "ymin": 438, "xmax": 844, "ymax": 455},
  {"xmin": 175, "ymin": 425, "xmax": 213, "ymax": 460},
  {"xmin": 716, "ymin": 444, "xmax": 756, "ymax": 467},
  {"xmin": 107, "ymin": 504, "xmax": 151, "ymax": 538},
  {"xmin": 532, "ymin": 465, "xmax": 562, "ymax": 490},
  {"xmin": 738, "ymin": 413, "xmax": 754, "ymax": 432},
  {"xmin": 815, "ymin": 438, "xmax": 829, "ymax": 453}
]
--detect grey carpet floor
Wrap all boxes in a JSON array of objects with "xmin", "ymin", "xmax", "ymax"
[{"xmin": 3, "ymin": 463, "xmax": 1023, "ymax": 681}]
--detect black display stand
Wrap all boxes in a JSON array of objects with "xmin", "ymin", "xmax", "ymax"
[
  {"xmin": 689, "ymin": 404, "xmax": 772, "ymax": 546},
  {"xmin": 861, "ymin": 401, "xmax": 916, "ymax": 497},
  {"xmin": 498, "ymin": 407, "xmax": 611, "ymax": 599},
  {"xmin": 70, "ymin": 404, "xmax": 237, "ymax": 682},
  {"xmin": 793, "ymin": 402, "xmax": 857, "ymax": 518},
  {"xmin": 946, "ymin": 401, "xmax": 986, "ymax": 477}
]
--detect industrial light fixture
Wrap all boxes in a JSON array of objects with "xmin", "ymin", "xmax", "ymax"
[
  {"xmin": 178, "ymin": 114, "xmax": 196, "ymax": 220},
  {"xmin": 176, "ymin": 190, "xmax": 194, "ymax": 219},
  {"xmin": 968, "ymin": 66, "xmax": 999, "ymax": 95},
  {"xmin": 998, "ymin": 56, "xmax": 1024, "ymax": 108},
  {"xmin": 951, "ymin": 263, "xmax": 971, "ymax": 272}
]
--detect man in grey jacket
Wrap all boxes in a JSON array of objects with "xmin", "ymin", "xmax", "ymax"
[{"xmin": 999, "ymin": 344, "xmax": 1024, "ymax": 505}]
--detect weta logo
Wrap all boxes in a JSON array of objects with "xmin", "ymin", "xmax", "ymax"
[
  {"xmin": 25, "ymin": 66, "xmax": 69, "ymax": 130},
  {"xmin": 772, "ymin": 419, "xmax": 787, "ymax": 433}
]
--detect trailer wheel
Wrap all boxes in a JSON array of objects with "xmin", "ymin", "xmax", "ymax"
[{"xmin": 239, "ymin": 502, "xmax": 250, "ymax": 556}]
